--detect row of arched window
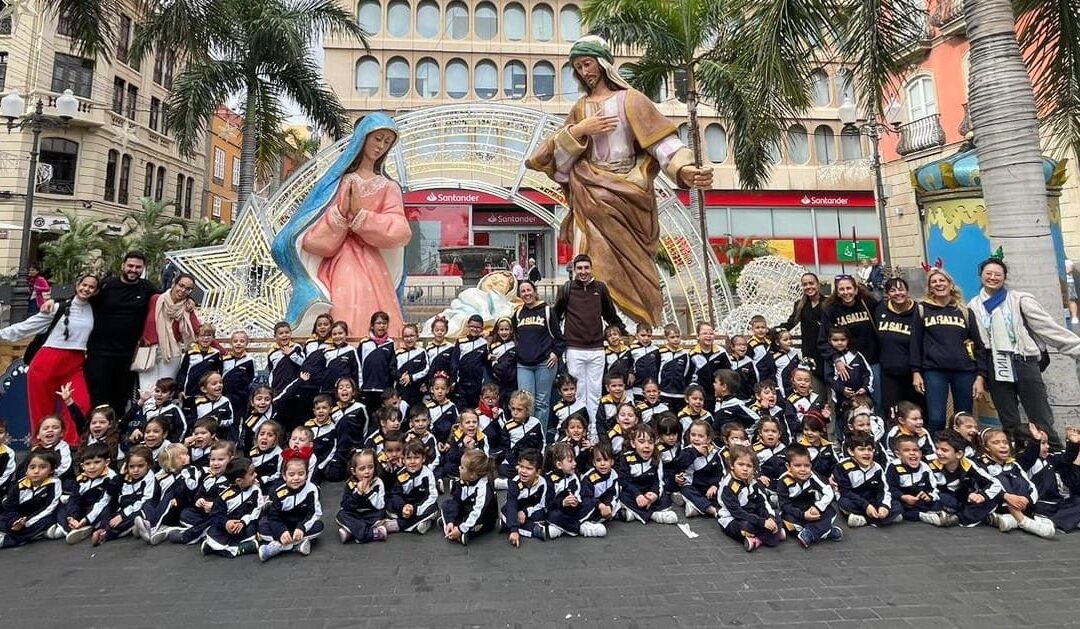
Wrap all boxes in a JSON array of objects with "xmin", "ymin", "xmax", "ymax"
[
  {"xmin": 357, "ymin": 0, "xmax": 582, "ymax": 43},
  {"xmin": 676, "ymin": 123, "xmax": 865, "ymax": 166},
  {"xmin": 356, "ymin": 56, "xmax": 584, "ymax": 101}
]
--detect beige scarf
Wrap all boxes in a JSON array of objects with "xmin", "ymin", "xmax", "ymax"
[{"xmin": 154, "ymin": 291, "xmax": 195, "ymax": 362}]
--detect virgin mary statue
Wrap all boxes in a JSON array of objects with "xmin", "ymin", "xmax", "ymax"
[{"xmin": 271, "ymin": 113, "xmax": 412, "ymax": 336}]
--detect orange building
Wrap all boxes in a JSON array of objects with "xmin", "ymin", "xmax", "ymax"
[
  {"xmin": 877, "ymin": 0, "xmax": 1080, "ymax": 269},
  {"xmin": 204, "ymin": 106, "xmax": 243, "ymax": 223}
]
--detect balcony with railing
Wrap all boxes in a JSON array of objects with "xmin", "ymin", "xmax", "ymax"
[
  {"xmin": 896, "ymin": 114, "xmax": 947, "ymax": 156},
  {"xmin": 931, "ymin": 0, "xmax": 965, "ymax": 29}
]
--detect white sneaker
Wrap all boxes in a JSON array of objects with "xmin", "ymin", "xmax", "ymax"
[
  {"xmin": 494, "ymin": 477, "xmax": 508, "ymax": 491},
  {"xmin": 684, "ymin": 501, "xmax": 700, "ymax": 519},
  {"xmin": 1072, "ymin": 317, "xmax": 1079, "ymax": 325},
  {"xmin": 65, "ymin": 525, "xmax": 93, "ymax": 544},
  {"xmin": 338, "ymin": 526, "xmax": 351, "ymax": 543},
  {"xmin": 1018, "ymin": 515, "xmax": 1056, "ymax": 539},
  {"xmin": 847, "ymin": 514, "xmax": 867, "ymax": 528},
  {"xmin": 46, "ymin": 524, "xmax": 65, "ymax": 540},
  {"xmin": 547, "ymin": 523, "xmax": 565, "ymax": 539},
  {"xmin": 918, "ymin": 511, "xmax": 951, "ymax": 527},
  {"xmin": 258, "ymin": 541, "xmax": 283, "ymax": 562},
  {"xmin": 415, "ymin": 513, "xmax": 436, "ymax": 535},
  {"xmin": 650, "ymin": 509, "xmax": 678, "ymax": 525},
  {"xmin": 296, "ymin": 538, "xmax": 312, "ymax": 555},
  {"xmin": 133, "ymin": 517, "xmax": 148, "ymax": 541},
  {"xmin": 580, "ymin": 522, "xmax": 607, "ymax": 537},
  {"xmin": 623, "ymin": 509, "xmax": 636, "ymax": 522},
  {"xmin": 990, "ymin": 513, "xmax": 1019, "ymax": 532},
  {"xmin": 148, "ymin": 527, "xmax": 172, "ymax": 546}
]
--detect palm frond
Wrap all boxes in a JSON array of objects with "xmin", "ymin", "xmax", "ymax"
[
  {"xmin": 272, "ymin": 55, "xmax": 351, "ymax": 137},
  {"xmin": 40, "ymin": 0, "xmax": 118, "ymax": 60},
  {"xmin": 129, "ymin": 0, "xmax": 216, "ymax": 64},
  {"xmin": 280, "ymin": 0, "xmax": 371, "ymax": 48},
  {"xmin": 834, "ymin": 0, "xmax": 928, "ymax": 117},
  {"xmin": 245, "ymin": 81, "xmax": 290, "ymax": 182},
  {"xmin": 165, "ymin": 59, "xmax": 246, "ymax": 158},
  {"xmin": 1015, "ymin": 0, "xmax": 1080, "ymax": 162},
  {"xmin": 583, "ymin": 0, "xmax": 688, "ymax": 62}
]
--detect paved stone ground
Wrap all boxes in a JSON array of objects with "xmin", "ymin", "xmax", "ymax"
[{"xmin": 2, "ymin": 484, "xmax": 1080, "ymax": 629}]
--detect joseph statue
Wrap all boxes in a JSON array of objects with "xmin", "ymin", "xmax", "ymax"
[{"xmin": 527, "ymin": 35, "xmax": 713, "ymax": 326}]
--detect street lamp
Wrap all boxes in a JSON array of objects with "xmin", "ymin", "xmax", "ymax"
[
  {"xmin": 0, "ymin": 88, "xmax": 78, "ymax": 322},
  {"xmin": 838, "ymin": 95, "xmax": 901, "ymax": 269}
]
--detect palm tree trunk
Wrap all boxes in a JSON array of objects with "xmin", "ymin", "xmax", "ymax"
[
  {"xmin": 966, "ymin": 0, "xmax": 1080, "ymax": 417},
  {"xmin": 237, "ymin": 79, "xmax": 260, "ymax": 209},
  {"xmin": 685, "ymin": 69, "xmax": 716, "ymax": 323}
]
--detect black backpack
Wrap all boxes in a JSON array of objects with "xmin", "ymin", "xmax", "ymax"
[{"xmin": 23, "ymin": 300, "xmax": 71, "ymax": 364}]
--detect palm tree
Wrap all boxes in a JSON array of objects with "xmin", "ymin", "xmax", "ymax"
[
  {"xmin": 183, "ymin": 219, "xmax": 232, "ymax": 249},
  {"xmin": 582, "ymin": 0, "xmax": 813, "ymax": 318},
  {"xmin": 962, "ymin": 0, "xmax": 1070, "ymax": 317},
  {"xmin": 40, "ymin": 212, "xmax": 105, "ymax": 285},
  {"xmin": 121, "ymin": 197, "xmax": 188, "ymax": 278},
  {"xmin": 129, "ymin": 0, "xmax": 369, "ymax": 208}
]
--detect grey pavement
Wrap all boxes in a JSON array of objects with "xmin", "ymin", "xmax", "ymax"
[{"xmin": 1, "ymin": 484, "xmax": 1078, "ymax": 628}]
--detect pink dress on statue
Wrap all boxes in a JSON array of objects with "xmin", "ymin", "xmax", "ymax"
[{"xmin": 301, "ymin": 173, "xmax": 411, "ymax": 336}]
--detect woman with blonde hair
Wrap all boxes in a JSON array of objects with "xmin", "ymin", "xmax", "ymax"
[{"xmin": 910, "ymin": 266, "xmax": 987, "ymax": 432}]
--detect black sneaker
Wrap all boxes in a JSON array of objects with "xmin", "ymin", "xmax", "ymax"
[{"xmin": 237, "ymin": 541, "xmax": 257, "ymax": 556}]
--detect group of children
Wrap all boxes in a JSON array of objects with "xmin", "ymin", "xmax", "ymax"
[{"xmin": 3, "ymin": 311, "xmax": 1079, "ymax": 557}]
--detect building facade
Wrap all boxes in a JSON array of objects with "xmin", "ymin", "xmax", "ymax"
[
  {"xmin": 877, "ymin": 0, "xmax": 1080, "ymax": 271},
  {"xmin": 205, "ymin": 106, "xmax": 242, "ymax": 223},
  {"xmin": 0, "ymin": 4, "xmax": 206, "ymax": 272},
  {"xmin": 321, "ymin": 0, "xmax": 879, "ymax": 279}
]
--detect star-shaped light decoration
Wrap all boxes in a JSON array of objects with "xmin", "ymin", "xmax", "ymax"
[
  {"xmin": 219, "ymin": 123, "xmax": 241, "ymax": 144},
  {"xmin": 111, "ymin": 120, "xmax": 140, "ymax": 149},
  {"xmin": 0, "ymin": 0, "xmax": 38, "ymax": 29},
  {"xmin": 166, "ymin": 197, "xmax": 290, "ymax": 338}
]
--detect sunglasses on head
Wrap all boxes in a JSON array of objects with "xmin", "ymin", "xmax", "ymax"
[{"xmin": 834, "ymin": 274, "xmax": 853, "ymax": 281}]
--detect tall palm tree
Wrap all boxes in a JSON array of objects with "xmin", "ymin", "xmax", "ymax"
[
  {"xmin": 582, "ymin": 0, "xmax": 813, "ymax": 317},
  {"xmin": 129, "ymin": 0, "xmax": 369, "ymax": 208},
  {"xmin": 281, "ymin": 126, "xmax": 322, "ymax": 180}
]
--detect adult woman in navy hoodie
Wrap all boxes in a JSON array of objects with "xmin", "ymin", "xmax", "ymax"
[
  {"xmin": 511, "ymin": 280, "xmax": 566, "ymax": 431},
  {"xmin": 818, "ymin": 275, "xmax": 881, "ymax": 408},
  {"xmin": 909, "ymin": 268, "xmax": 987, "ymax": 432},
  {"xmin": 874, "ymin": 277, "xmax": 925, "ymax": 414}
]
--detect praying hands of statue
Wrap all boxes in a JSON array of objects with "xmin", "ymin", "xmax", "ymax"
[
  {"xmin": 343, "ymin": 176, "xmax": 366, "ymax": 222},
  {"xmin": 678, "ymin": 164, "xmax": 713, "ymax": 189}
]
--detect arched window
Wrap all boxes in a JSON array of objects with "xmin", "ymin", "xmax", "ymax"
[
  {"xmin": 504, "ymin": 60, "xmax": 527, "ymax": 98},
  {"xmin": 837, "ymin": 68, "xmax": 855, "ymax": 105},
  {"xmin": 475, "ymin": 2, "xmax": 497, "ymax": 40},
  {"xmin": 386, "ymin": 56, "xmax": 410, "ymax": 97},
  {"xmin": 841, "ymin": 127, "xmax": 863, "ymax": 160},
  {"xmin": 144, "ymin": 161, "xmax": 154, "ymax": 198},
  {"xmin": 357, "ymin": 0, "xmax": 380, "ymax": 35},
  {"xmin": 415, "ymin": 57, "xmax": 440, "ymax": 98},
  {"xmin": 559, "ymin": 5, "xmax": 581, "ymax": 42},
  {"xmin": 810, "ymin": 69, "xmax": 831, "ymax": 106},
  {"xmin": 475, "ymin": 60, "xmax": 498, "ymax": 99},
  {"xmin": 813, "ymin": 125, "xmax": 837, "ymax": 164},
  {"xmin": 677, "ymin": 123, "xmax": 689, "ymax": 145},
  {"xmin": 532, "ymin": 4, "xmax": 554, "ymax": 41},
  {"xmin": 533, "ymin": 61, "xmax": 555, "ymax": 101},
  {"xmin": 504, "ymin": 3, "xmax": 525, "ymax": 41},
  {"xmin": 786, "ymin": 124, "xmax": 809, "ymax": 164},
  {"xmin": 118, "ymin": 153, "xmax": 132, "ymax": 203},
  {"xmin": 104, "ymin": 149, "xmax": 118, "ymax": 201},
  {"xmin": 387, "ymin": 0, "xmax": 410, "ymax": 37},
  {"xmin": 560, "ymin": 63, "xmax": 581, "ymax": 101},
  {"xmin": 155, "ymin": 165, "xmax": 166, "ymax": 201},
  {"xmin": 355, "ymin": 56, "xmax": 379, "ymax": 96},
  {"xmin": 705, "ymin": 124, "xmax": 727, "ymax": 163},
  {"xmin": 446, "ymin": 58, "xmax": 469, "ymax": 99},
  {"xmin": 446, "ymin": 1, "xmax": 468, "ymax": 39},
  {"xmin": 905, "ymin": 75, "xmax": 938, "ymax": 121},
  {"xmin": 40, "ymin": 137, "xmax": 79, "ymax": 195},
  {"xmin": 417, "ymin": 0, "xmax": 439, "ymax": 38},
  {"xmin": 766, "ymin": 139, "xmax": 782, "ymax": 164}
]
